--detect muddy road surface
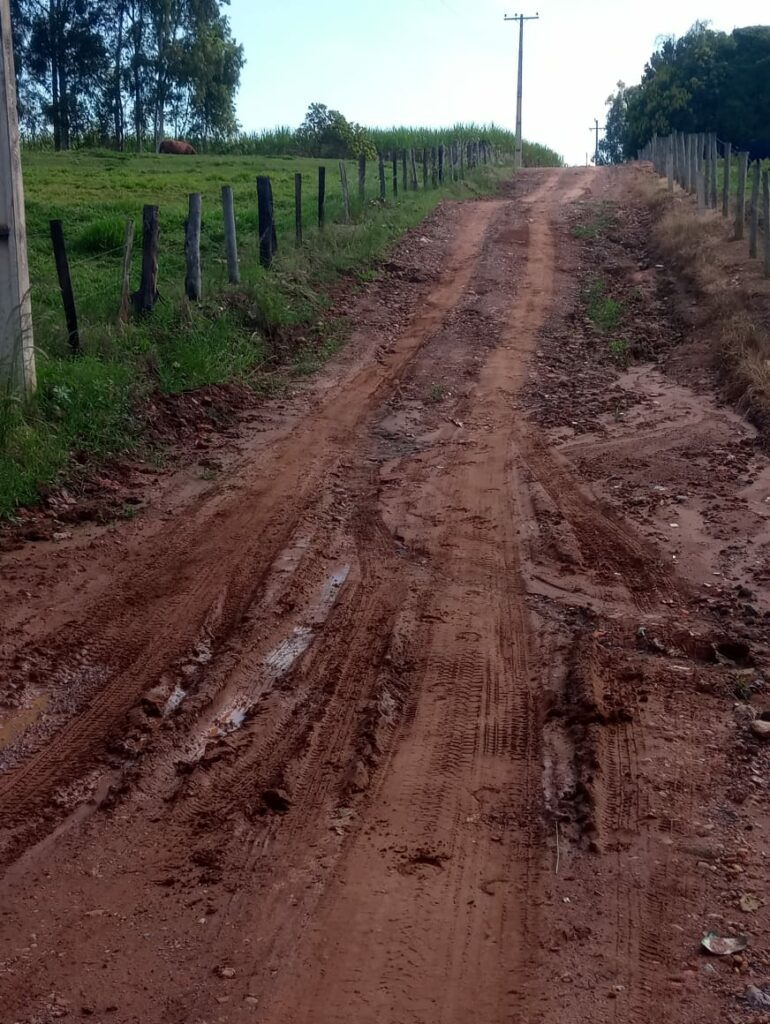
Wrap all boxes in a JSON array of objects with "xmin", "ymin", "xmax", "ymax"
[{"xmin": 2, "ymin": 167, "xmax": 770, "ymax": 1024}]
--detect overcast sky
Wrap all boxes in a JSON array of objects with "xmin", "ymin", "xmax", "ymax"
[{"xmin": 228, "ymin": 1, "xmax": 768, "ymax": 166}]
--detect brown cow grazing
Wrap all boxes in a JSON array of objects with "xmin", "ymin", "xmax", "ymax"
[{"xmin": 158, "ymin": 139, "xmax": 196, "ymax": 155}]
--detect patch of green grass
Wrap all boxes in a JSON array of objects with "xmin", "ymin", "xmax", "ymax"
[
  {"xmin": 584, "ymin": 278, "xmax": 624, "ymax": 333},
  {"xmin": 0, "ymin": 151, "xmax": 513, "ymax": 517},
  {"xmin": 572, "ymin": 200, "xmax": 617, "ymax": 240},
  {"xmin": 608, "ymin": 337, "xmax": 630, "ymax": 365},
  {"xmin": 292, "ymin": 334, "xmax": 345, "ymax": 377},
  {"xmin": 73, "ymin": 216, "xmax": 127, "ymax": 255},
  {"xmin": 0, "ymin": 354, "xmax": 139, "ymax": 516},
  {"xmin": 429, "ymin": 382, "xmax": 446, "ymax": 403}
]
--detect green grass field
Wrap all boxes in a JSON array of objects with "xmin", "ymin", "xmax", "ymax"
[
  {"xmin": 24, "ymin": 150, "xmax": 391, "ymax": 355},
  {"xmin": 1, "ymin": 148, "xmax": 515, "ymax": 517}
]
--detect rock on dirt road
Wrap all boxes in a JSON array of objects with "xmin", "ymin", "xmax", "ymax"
[{"xmin": 1, "ymin": 166, "xmax": 770, "ymax": 1024}]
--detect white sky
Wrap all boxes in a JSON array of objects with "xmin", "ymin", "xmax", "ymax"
[{"xmin": 228, "ymin": 0, "xmax": 768, "ymax": 166}]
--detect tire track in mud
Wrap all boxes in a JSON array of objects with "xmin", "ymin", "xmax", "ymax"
[
  {"xmin": 0, "ymin": 168, "xmax": 724, "ymax": 1024},
  {"xmin": 0, "ymin": 201, "xmax": 504, "ymax": 842},
  {"xmin": 239, "ymin": 173, "xmax": 591, "ymax": 1024}
]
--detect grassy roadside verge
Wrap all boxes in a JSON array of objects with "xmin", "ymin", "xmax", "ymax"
[
  {"xmin": 1, "ymin": 160, "xmax": 511, "ymax": 518},
  {"xmin": 636, "ymin": 171, "xmax": 770, "ymax": 438}
]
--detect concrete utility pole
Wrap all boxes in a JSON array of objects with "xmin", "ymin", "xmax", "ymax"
[
  {"xmin": 0, "ymin": 0, "xmax": 35, "ymax": 393},
  {"xmin": 590, "ymin": 119, "xmax": 607, "ymax": 166},
  {"xmin": 504, "ymin": 12, "xmax": 539, "ymax": 170}
]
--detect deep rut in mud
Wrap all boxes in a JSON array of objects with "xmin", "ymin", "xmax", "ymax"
[{"xmin": 2, "ymin": 167, "xmax": 770, "ymax": 1024}]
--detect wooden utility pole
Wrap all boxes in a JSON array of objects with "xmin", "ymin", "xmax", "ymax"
[
  {"xmin": 590, "ymin": 119, "xmax": 607, "ymax": 166},
  {"xmin": 0, "ymin": 0, "xmax": 35, "ymax": 391},
  {"xmin": 504, "ymin": 12, "xmax": 539, "ymax": 170}
]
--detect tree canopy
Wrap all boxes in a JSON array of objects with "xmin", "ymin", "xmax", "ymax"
[
  {"xmin": 295, "ymin": 103, "xmax": 378, "ymax": 161},
  {"xmin": 10, "ymin": 0, "xmax": 244, "ymax": 150},
  {"xmin": 599, "ymin": 22, "xmax": 770, "ymax": 163}
]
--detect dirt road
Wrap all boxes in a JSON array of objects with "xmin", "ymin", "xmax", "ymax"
[{"xmin": 2, "ymin": 167, "xmax": 770, "ymax": 1023}]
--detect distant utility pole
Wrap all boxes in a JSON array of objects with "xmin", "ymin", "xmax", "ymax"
[
  {"xmin": 590, "ymin": 118, "xmax": 607, "ymax": 166},
  {"xmin": 0, "ymin": 0, "xmax": 35, "ymax": 393},
  {"xmin": 504, "ymin": 12, "xmax": 539, "ymax": 170}
]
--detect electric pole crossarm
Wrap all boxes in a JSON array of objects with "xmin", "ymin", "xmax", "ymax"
[{"xmin": 504, "ymin": 12, "xmax": 539, "ymax": 170}]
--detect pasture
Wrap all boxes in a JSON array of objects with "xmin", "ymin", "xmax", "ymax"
[{"xmin": 1, "ymin": 148, "xmax": 510, "ymax": 515}]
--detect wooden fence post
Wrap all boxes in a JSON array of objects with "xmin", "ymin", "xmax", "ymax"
[
  {"xmin": 688, "ymin": 134, "xmax": 696, "ymax": 192},
  {"xmin": 118, "ymin": 218, "xmax": 135, "ymax": 325},
  {"xmin": 696, "ymin": 170, "xmax": 706, "ymax": 214},
  {"xmin": 401, "ymin": 150, "xmax": 408, "ymax": 194},
  {"xmin": 318, "ymin": 166, "xmax": 326, "ymax": 229},
  {"xmin": 460, "ymin": 143, "xmax": 465, "ymax": 180},
  {"xmin": 749, "ymin": 160, "xmax": 761, "ymax": 258},
  {"xmin": 422, "ymin": 147, "xmax": 429, "ymax": 188},
  {"xmin": 666, "ymin": 138, "xmax": 674, "ymax": 193},
  {"xmin": 709, "ymin": 133, "xmax": 718, "ymax": 208},
  {"xmin": 50, "ymin": 219, "xmax": 79, "ymax": 352},
  {"xmin": 294, "ymin": 172, "xmax": 303, "ymax": 247},
  {"xmin": 392, "ymin": 153, "xmax": 398, "ymax": 197},
  {"xmin": 378, "ymin": 153, "xmax": 386, "ymax": 200},
  {"xmin": 257, "ymin": 175, "xmax": 277, "ymax": 268},
  {"xmin": 431, "ymin": 147, "xmax": 438, "ymax": 187},
  {"xmin": 184, "ymin": 192, "xmax": 202, "ymax": 301},
  {"xmin": 221, "ymin": 185, "xmax": 240, "ymax": 284},
  {"xmin": 735, "ymin": 151, "xmax": 749, "ymax": 240},
  {"xmin": 358, "ymin": 154, "xmax": 366, "ymax": 206},
  {"xmin": 438, "ymin": 144, "xmax": 445, "ymax": 184},
  {"xmin": 133, "ymin": 204, "xmax": 159, "ymax": 315},
  {"xmin": 672, "ymin": 131, "xmax": 679, "ymax": 185},
  {"xmin": 339, "ymin": 161, "xmax": 351, "ymax": 223},
  {"xmin": 722, "ymin": 142, "xmax": 731, "ymax": 219},
  {"xmin": 410, "ymin": 148, "xmax": 418, "ymax": 190},
  {"xmin": 0, "ymin": 0, "xmax": 35, "ymax": 393},
  {"xmin": 763, "ymin": 170, "xmax": 770, "ymax": 279}
]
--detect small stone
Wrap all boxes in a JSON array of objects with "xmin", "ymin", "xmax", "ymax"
[
  {"xmin": 215, "ymin": 966, "xmax": 236, "ymax": 979},
  {"xmin": 745, "ymin": 985, "xmax": 770, "ymax": 1009}
]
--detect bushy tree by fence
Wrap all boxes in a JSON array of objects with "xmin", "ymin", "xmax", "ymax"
[{"xmin": 600, "ymin": 22, "xmax": 770, "ymax": 163}]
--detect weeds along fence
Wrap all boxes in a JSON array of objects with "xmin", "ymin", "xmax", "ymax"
[
  {"xmin": 41, "ymin": 139, "xmax": 501, "ymax": 357},
  {"xmin": 638, "ymin": 132, "xmax": 770, "ymax": 277}
]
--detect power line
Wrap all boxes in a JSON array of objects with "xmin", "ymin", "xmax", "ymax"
[{"xmin": 503, "ymin": 12, "xmax": 539, "ymax": 170}]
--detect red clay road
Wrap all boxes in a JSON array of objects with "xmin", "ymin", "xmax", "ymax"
[{"xmin": 1, "ymin": 167, "xmax": 769, "ymax": 1024}]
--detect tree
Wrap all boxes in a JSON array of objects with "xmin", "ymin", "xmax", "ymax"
[
  {"xmin": 606, "ymin": 21, "xmax": 770, "ymax": 159},
  {"xmin": 20, "ymin": 0, "xmax": 109, "ymax": 150},
  {"xmin": 295, "ymin": 103, "xmax": 376, "ymax": 160},
  {"xmin": 173, "ymin": 4, "xmax": 243, "ymax": 142},
  {"xmin": 10, "ymin": 0, "xmax": 243, "ymax": 149},
  {"xmin": 598, "ymin": 83, "xmax": 632, "ymax": 165}
]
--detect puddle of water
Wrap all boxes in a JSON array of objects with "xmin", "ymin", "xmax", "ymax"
[
  {"xmin": 314, "ymin": 565, "xmax": 351, "ymax": 622},
  {"xmin": 264, "ymin": 626, "xmax": 314, "ymax": 678},
  {"xmin": 0, "ymin": 695, "xmax": 50, "ymax": 751},
  {"xmin": 210, "ymin": 705, "xmax": 249, "ymax": 738},
  {"xmin": 164, "ymin": 684, "xmax": 187, "ymax": 715},
  {"xmin": 207, "ymin": 564, "xmax": 352, "ymax": 741}
]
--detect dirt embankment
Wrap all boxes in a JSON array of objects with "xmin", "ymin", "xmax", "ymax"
[
  {"xmin": 638, "ymin": 165, "xmax": 770, "ymax": 440},
  {"xmin": 0, "ymin": 166, "xmax": 769, "ymax": 1024}
]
